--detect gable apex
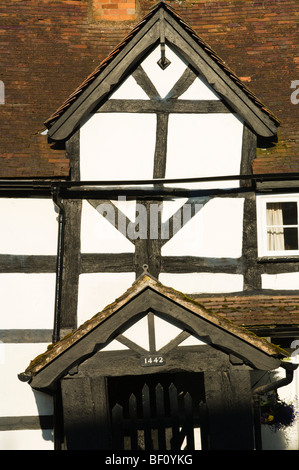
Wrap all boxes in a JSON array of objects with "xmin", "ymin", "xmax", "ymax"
[{"xmin": 45, "ymin": 2, "xmax": 280, "ymax": 142}]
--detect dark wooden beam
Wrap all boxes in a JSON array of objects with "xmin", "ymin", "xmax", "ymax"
[
  {"xmin": 242, "ymin": 192, "xmax": 261, "ymax": 290},
  {"xmin": 98, "ymin": 99, "xmax": 231, "ymax": 114},
  {"xmin": 132, "ymin": 65, "xmax": 160, "ymax": 99},
  {"xmin": 80, "ymin": 251, "xmax": 299, "ymax": 276},
  {"xmin": 116, "ymin": 334, "xmax": 148, "ymax": 355},
  {"xmin": 204, "ymin": 370, "xmax": 254, "ymax": 449},
  {"xmin": 165, "ymin": 65, "xmax": 198, "ymax": 99},
  {"xmin": 240, "ymin": 124, "xmax": 257, "ymax": 187},
  {"xmin": 161, "ymin": 256, "xmax": 242, "ymax": 273},
  {"xmin": 0, "ymin": 329, "xmax": 52, "ymax": 343},
  {"xmin": 0, "ymin": 416, "xmax": 53, "ymax": 431},
  {"xmin": 81, "ymin": 253, "xmax": 134, "ymax": 273},
  {"xmin": 0, "ymin": 255, "xmax": 56, "ymax": 273},
  {"xmin": 153, "ymin": 113, "xmax": 168, "ymax": 179},
  {"xmin": 66, "ymin": 129, "xmax": 80, "ymax": 180},
  {"xmin": 61, "ymin": 376, "xmax": 101, "ymax": 450},
  {"xmin": 59, "ymin": 199, "xmax": 82, "ymax": 336}
]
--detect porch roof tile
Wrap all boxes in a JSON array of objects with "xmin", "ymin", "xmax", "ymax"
[{"xmin": 21, "ymin": 274, "xmax": 288, "ymax": 381}]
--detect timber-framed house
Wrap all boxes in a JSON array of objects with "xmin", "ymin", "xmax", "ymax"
[{"xmin": 1, "ymin": 0, "xmax": 299, "ymax": 451}]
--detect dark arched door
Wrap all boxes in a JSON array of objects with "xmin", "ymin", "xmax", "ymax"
[{"xmin": 108, "ymin": 372, "xmax": 208, "ymax": 450}]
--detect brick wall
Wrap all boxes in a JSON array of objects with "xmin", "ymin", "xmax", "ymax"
[
  {"xmin": 92, "ymin": 0, "xmax": 136, "ymax": 22},
  {"xmin": 142, "ymin": 0, "xmax": 298, "ymax": 174},
  {"xmin": 0, "ymin": 0, "xmax": 298, "ymax": 177}
]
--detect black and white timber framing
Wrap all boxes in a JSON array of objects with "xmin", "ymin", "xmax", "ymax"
[
  {"xmin": 19, "ymin": 275, "xmax": 290, "ymax": 450},
  {"xmin": 1, "ymin": 2, "xmax": 299, "ymax": 449}
]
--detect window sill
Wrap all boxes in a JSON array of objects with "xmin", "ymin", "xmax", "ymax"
[{"xmin": 257, "ymin": 256, "xmax": 299, "ymax": 263}]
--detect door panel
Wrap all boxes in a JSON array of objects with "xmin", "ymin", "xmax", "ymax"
[{"xmin": 108, "ymin": 372, "xmax": 207, "ymax": 450}]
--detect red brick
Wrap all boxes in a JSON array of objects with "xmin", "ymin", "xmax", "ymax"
[{"xmin": 0, "ymin": 0, "xmax": 297, "ymax": 177}]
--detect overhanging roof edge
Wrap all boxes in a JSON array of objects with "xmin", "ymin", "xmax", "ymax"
[
  {"xmin": 19, "ymin": 274, "xmax": 288, "ymax": 386},
  {"xmin": 45, "ymin": 2, "xmax": 280, "ymax": 142}
]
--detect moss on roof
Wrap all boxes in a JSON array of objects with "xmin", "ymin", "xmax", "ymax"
[{"xmin": 21, "ymin": 274, "xmax": 288, "ymax": 380}]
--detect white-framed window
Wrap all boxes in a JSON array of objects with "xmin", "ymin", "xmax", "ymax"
[{"xmin": 257, "ymin": 194, "xmax": 299, "ymax": 257}]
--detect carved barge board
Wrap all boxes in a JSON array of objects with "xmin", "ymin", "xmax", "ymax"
[{"xmin": 47, "ymin": 5, "xmax": 279, "ymax": 141}]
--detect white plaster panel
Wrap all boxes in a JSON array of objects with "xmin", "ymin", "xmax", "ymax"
[
  {"xmin": 161, "ymin": 198, "xmax": 244, "ymax": 258},
  {"xmin": 179, "ymin": 335, "xmax": 208, "ymax": 346},
  {"xmin": 161, "ymin": 198, "xmax": 188, "ymax": 222},
  {"xmin": 0, "ymin": 430, "xmax": 53, "ymax": 450},
  {"xmin": 80, "ymin": 113, "xmax": 156, "ymax": 181},
  {"xmin": 77, "ymin": 273, "xmax": 135, "ymax": 326},
  {"xmin": 154, "ymin": 314, "xmax": 183, "ymax": 351},
  {"xmin": 165, "ymin": 114, "xmax": 244, "ymax": 189},
  {"xmin": 0, "ymin": 198, "xmax": 58, "ymax": 255},
  {"xmin": 109, "ymin": 75, "xmax": 149, "ymax": 99},
  {"xmin": 179, "ymin": 75, "xmax": 220, "ymax": 100},
  {"xmin": 122, "ymin": 315, "xmax": 150, "ymax": 351},
  {"xmin": 0, "ymin": 343, "xmax": 53, "ymax": 417},
  {"xmin": 0, "ymin": 274, "xmax": 56, "ymax": 329},
  {"xmin": 100, "ymin": 340, "xmax": 129, "ymax": 351},
  {"xmin": 141, "ymin": 45, "xmax": 187, "ymax": 98},
  {"xmin": 261, "ymin": 273, "xmax": 299, "ymax": 290},
  {"xmin": 159, "ymin": 273, "xmax": 243, "ymax": 294},
  {"xmin": 113, "ymin": 197, "xmax": 136, "ymax": 221},
  {"xmin": 81, "ymin": 200, "xmax": 135, "ymax": 253}
]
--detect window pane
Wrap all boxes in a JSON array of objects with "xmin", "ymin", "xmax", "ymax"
[
  {"xmin": 266, "ymin": 201, "xmax": 298, "ymax": 251},
  {"xmin": 267, "ymin": 227, "xmax": 284, "ymax": 251},
  {"xmin": 266, "ymin": 203, "xmax": 283, "ymax": 226},
  {"xmin": 284, "ymin": 227, "xmax": 298, "ymax": 250},
  {"xmin": 281, "ymin": 202, "xmax": 297, "ymax": 225},
  {"xmin": 266, "ymin": 202, "xmax": 298, "ymax": 226}
]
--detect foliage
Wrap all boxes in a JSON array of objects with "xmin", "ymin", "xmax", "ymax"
[{"xmin": 260, "ymin": 391, "xmax": 297, "ymax": 432}]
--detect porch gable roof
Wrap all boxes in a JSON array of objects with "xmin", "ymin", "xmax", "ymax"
[{"xmin": 19, "ymin": 274, "xmax": 288, "ymax": 391}]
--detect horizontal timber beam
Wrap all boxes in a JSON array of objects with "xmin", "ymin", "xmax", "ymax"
[
  {"xmin": 0, "ymin": 255, "xmax": 56, "ymax": 273},
  {"xmin": 0, "ymin": 416, "xmax": 53, "ymax": 431},
  {"xmin": 81, "ymin": 253, "xmax": 134, "ymax": 273},
  {"xmin": 0, "ymin": 254, "xmax": 298, "ymax": 275},
  {"xmin": 98, "ymin": 99, "xmax": 231, "ymax": 114},
  {"xmin": 0, "ymin": 329, "xmax": 52, "ymax": 343},
  {"xmin": 161, "ymin": 256, "xmax": 242, "ymax": 273}
]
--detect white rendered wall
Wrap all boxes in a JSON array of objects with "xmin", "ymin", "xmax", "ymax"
[
  {"xmin": 0, "ymin": 273, "xmax": 56, "ymax": 329},
  {"xmin": 77, "ymin": 272, "xmax": 135, "ymax": 326},
  {"xmin": 161, "ymin": 198, "xmax": 244, "ymax": 258},
  {"xmin": 0, "ymin": 430, "xmax": 53, "ymax": 450},
  {"xmin": 0, "ymin": 198, "xmax": 58, "ymax": 254},
  {"xmin": 142, "ymin": 45, "xmax": 219, "ymax": 101},
  {"xmin": 0, "ymin": 343, "xmax": 54, "ymax": 450},
  {"xmin": 80, "ymin": 113, "xmax": 156, "ymax": 181},
  {"xmin": 81, "ymin": 200, "xmax": 135, "ymax": 253},
  {"xmin": 80, "ymin": 44, "xmax": 244, "ymax": 189},
  {"xmin": 0, "ymin": 198, "xmax": 57, "ymax": 450},
  {"xmin": 159, "ymin": 273, "xmax": 243, "ymax": 294},
  {"xmin": 165, "ymin": 113, "xmax": 243, "ymax": 190},
  {"xmin": 0, "ymin": 198, "xmax": 57, "ymax": 330},
  {"xmin": 0, "ymin": 344, "xmax": 53, "ymax": 417},
  {"xmin": 261, "ymin": 273, "xmax": 299, "ymax": 290}
]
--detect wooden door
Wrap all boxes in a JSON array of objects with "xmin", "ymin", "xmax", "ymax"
[{"xmin": 108, "ymin": 372, "xmax": 208, "ymax": 450}]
